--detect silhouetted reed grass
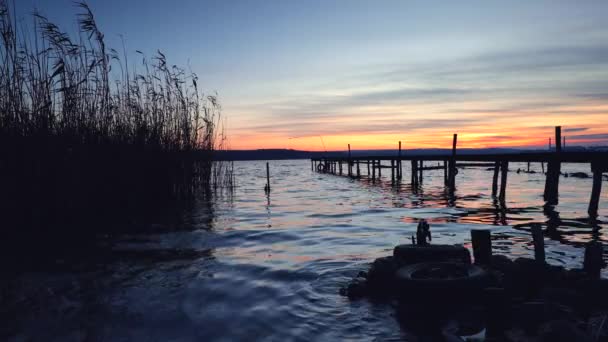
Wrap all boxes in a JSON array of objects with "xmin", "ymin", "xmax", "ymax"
[{"xmin": 0, "ymin": 1, "xmax": 230, "ymax": 255}]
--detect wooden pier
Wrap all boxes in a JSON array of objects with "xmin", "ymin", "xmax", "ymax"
[{"xmin": 311, "ymin": 127, "xmax": 607, "ymax": 217}]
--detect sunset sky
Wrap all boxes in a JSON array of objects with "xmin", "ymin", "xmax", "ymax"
[{"xmin": 19, "ymin": 0, "xmax": 608, "ymax": 150}]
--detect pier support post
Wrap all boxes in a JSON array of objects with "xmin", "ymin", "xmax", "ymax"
[
  {"xmin": 471, "ymin": 229, "xmax": 492, "ymax": 265},
  {"xmin": 499, "ymin": 161, "xmax": 508, "ymax": 202},
  {"xmin": 356, "ymin": 161, "xmax": 360, "ymax": 178},
  {"xmin": 378, "ymin": 160, "xmax": 382, "ymax": 178},
  {"xmin": 348, "ymin": 144, "xmax": 352, "ymax": 177},
  {"xmin": 411, "ymin": 160, "xmax": 418, "ymax": 187},
  {"xmin": 443, "ymin": 160, "xmax": 448, "ymax": 185},
  {"xmin": 367, "ymin": 160, "xmax": 370, "ymax": 176},
  {"xmin": 419, "ymin": 160, "xmax": 423, "ymax": 184},
  {"xmin": 391, "ymin": 160, "xmax": 395, "ymax": 183},
  {"xmin": 543, "ymin": 126, "xmax": 562, "ymax": 205},
  {"xmin": 588, "ymin": 163, "xmax": 603, "ymax": 217},
  {"xmin": 398, "ymin": 141, "xmax": 402, "ymax": 180},
  {"xmin": 531, "ymin": 223, "xmax": 545, "ymax": 264},
  {"xmin": 491, "ymin": 161, "xmax": 500, "ymax": 197},
  {"xmin": 372, "ymin": 160, "xmax": 376, "ymax": 180}
]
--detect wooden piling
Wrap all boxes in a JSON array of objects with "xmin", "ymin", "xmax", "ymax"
[
  {"xmin": 367, "ymin": 160, "xmax": 370, "ymax": 176},
  {"xmin": 583, "ymin": 241, "xmax": 604, "ymax": 278},
  {"xmin": 391, "ymin": 160, "xmax": 395, "ymax": 182},
  {"xmin": 491, "ymin": 161, "xmax": 500, "ymax": 197},
  {"xmin": 527, "ymin": 162, "xmax": 530, "ymax": 173},
  {"xmin": 588, "ymin": 163, "xmax": 603, "ymax": 217},
  {"xmin": 411, "ymin": 160, "xmax": 418, "ymax": 186},
  {"xmin": 544, "ymin": 126, "xmax": 562, "ymax": 205},
  {"xmin": 448, "ymin": 134, "xmax": 457, "ymax": 189},
  {"xmin": 419, "ymin": 160, "xmax": 423, "ymax": 183},
  {"xmin": 356, "ymin": 160, "xmax": 360, "ymax": 178},
  {"xmin": 471, "ymin": 229, "xmax": 492, "ymax": 265},
  {"xmin": 348, "ymin": 144, "xmax": 352, "ymax": 177},
  {"xmin": 531, "ymin": 223, "xmax": 545, "ymax": 264},
  {"xmin": 499, "ymin": 161, "xmax": 508, "ymax": 202},
  {"xmin": 398, "ymin": 141, "xmax": 402, "ymax": 180},
  {"xmin": 265, "ymin": 162, "xmax": 270, "ymax": 192},
  {"xmin": 378, "ymin": 160, "xmax": 382, "ymax": 177},
  {"xmin": 443, "ymin": 160, "xmax": 448, "ymax": 185},
  {"xmin": 372, "ymin": 160, "xmax": 376, "ymax": 180}
]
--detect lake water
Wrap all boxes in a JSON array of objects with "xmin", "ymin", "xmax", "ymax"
[{"xmin": 3, "ymin": 159, "xmax": 607, "ymax": 341}]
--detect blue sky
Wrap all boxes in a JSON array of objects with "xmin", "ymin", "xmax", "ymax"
[{"xmin": 14, "ymin": 0, "xmax": 608, "ymax": 149}]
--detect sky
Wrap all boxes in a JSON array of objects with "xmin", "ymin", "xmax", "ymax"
[{"xmin": 14, "ymin": 0, "xmax": 608, "ymax": 150}]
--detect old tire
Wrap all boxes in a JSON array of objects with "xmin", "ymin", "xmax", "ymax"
[
  {"xmin": 393, "ymin": 244, "xmax": 471, "ymax": 265},
  {"xmin": 396, "ymin": 262, "xmax": 489, "ymax": 303}
]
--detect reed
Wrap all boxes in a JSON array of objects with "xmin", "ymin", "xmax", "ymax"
[{"xmin": 0, "ymin": 1, "xmax": 229, "ymax": 254}]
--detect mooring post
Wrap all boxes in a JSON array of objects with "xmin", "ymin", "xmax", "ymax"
[
  {"xmin": 367, "ymin": 160, "xmax": 370, "ymax": 176},
  {"xmin": 543, "ymin": 126, "xmax": 562, "ymax": 205},
  {"xmin": 443, "ymin": 160, "xmax": 448, "ymax": 185},
  {"xmin": 583, "ymin": 241, "xmax": 604, "ymax": 279},
  {"xmin": 588, "ymin": 162, "xmax": 603, "ymax": 217},
  {"xmin": 527, "ymin": 162, "xmax": 530, "ymax": 173},
  {"xmin": 391, "ymin": 160, "xmax": 395, "ymax": 182},
  {"xmin": 378, "ymin": 160, "xmax": 382, "ymax": 178},
  {"xmin": 419, "ymin": 160, "xmax": 423, "ymax": 184},
  {"xmin": 311, "ymin": 160, "xmax": 313, "ymax": 171},
  {"xmin": 265, "ymin": 162, "xmax": 271, "ymax": 193},
  {"xmin": 531, "ymin": 223, "xmax": 545, "ymax": 264},
  {"xmin": 491, "ymin": 161, "xmax": 500, "ymax": 197},
  {"xmin": 471, "ymin": 229, "xmax": 492, "ymax": 265},
  {"xmin": 499, "ymin": 161, "xmax": 508, "ymax": 202},
  {"xmin": 356, "ymin": 160, "xmax": 360, "ymax": 178}
]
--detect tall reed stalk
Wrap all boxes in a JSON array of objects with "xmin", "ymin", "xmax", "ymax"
[{"xmin": 0, "ymin": 1, "xmax": 229, "ymax": 253}]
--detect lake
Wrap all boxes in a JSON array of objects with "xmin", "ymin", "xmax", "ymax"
[{"xmin": 3, "ymin": 159, "xmax": 607, "ymax": 341}]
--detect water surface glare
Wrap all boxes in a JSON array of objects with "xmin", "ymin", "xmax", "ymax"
[{"xmin": 4, "ymin": 159, "xmax": 607, "ymax": 341}]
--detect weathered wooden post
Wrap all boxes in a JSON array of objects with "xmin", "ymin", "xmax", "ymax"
[
  {"xmin": 348, "ymin": 144, "xmax": 352, "ymax": 177},
  {"xmin": 391, "ymin": 160, "xmax": 395, "ymax": 182},
  {"xmin": 527, "ymin": 162, "xmax": 530, "ymax": 173},
  {"xmin": 499, "ymin": 161, "xmax": 508, "ymax": 202},
  {"xmin": 398, "ymin": 141, "xmax": 402, "ymax": 180},
  {"xmin": 378, "ymin": 160, "xmax": 382, "ymax": 178},
  {"xmin": 448, "ymin": 134, "xmax": 458, "ymax": 191},
  {"xmin": 372, "ymin": 160, "xmax": 376, "ymax": 180},
  {"xmin": 419, "ymin": 160, "xmax": 423, "ymax": 184},
  {"xmin": 265, "ymin": 162, "xmax": 271, "ymax": 193},
  {"xmin": 588, "ymin": 162, "xmax": 603, "ymax": 217},
  {"xmin": 367, "ymin": 160, "xmax": 370, "ymax": 176},
  {"xmin": 471, "ymin": 229, "xmax": 492, "ymax": 265},
  {"xmin": 543, "ymin": 126, "xmax": 562, "ymax": 205},
  {"xmin": 531, "ymin": 223, "xmax": 545, "ymax": 264},
  {"xmin": 411, "ymin": 160, "xmax": 418, "ymax": 186},
  {"xmin": 356, "ymin": 160, "xmax": 360, "ymax": 178},
  {"xmin": 491, "ymin": 161, "xmax": 500, "ymax": 197},
  {"xmin": 583, "ymin": 241, "xmax": 604, "ymax": 279},
  {"xmin": 541, "ymin": 162, "xmax": 545, "ymax": 174},
  {"xmin": 311, "ymin": 160, "xmax": 313, "ymax": 171},
  {"xmin": 443, "ymin": 160, "xmax": 448, "ymax": 185}
]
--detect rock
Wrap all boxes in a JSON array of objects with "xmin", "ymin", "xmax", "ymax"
[
  {"xmin": 345, "ymin": 277, "xmax": 368, "ymax": 299},
  {"xmin": 539, "ymin": 319, "xmax": 592, "ymax": 342},
  {"xmin": 366, "ymin": 256, "xmax": 399, "ymax": 294},
  {"xmin": 514, "ymin": 301, "xmax": 577, "ymax": 335}
]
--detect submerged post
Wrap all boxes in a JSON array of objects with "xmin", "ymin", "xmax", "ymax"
[
  {"xmin": 499, "ymin": 161, "xmax": 508, "ymax": 202},
  {"xmin": 531, "ymin": 223, "xmax": 545, "ymax": 264},
  {"xmin": 471, "ymin": 229, "xmax": 492, "ymax": 265},
  {"xmin": 491, "ymin": 161, "xmax": 500, "ymax": 197},
  {"xmin": 588, "ymin": 163, "xmax": 603, "ymax": 217}
]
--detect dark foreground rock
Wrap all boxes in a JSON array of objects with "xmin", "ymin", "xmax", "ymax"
[{"xmin": 341, "ymin": 245, "xmax": 605, "ymax": 341}]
